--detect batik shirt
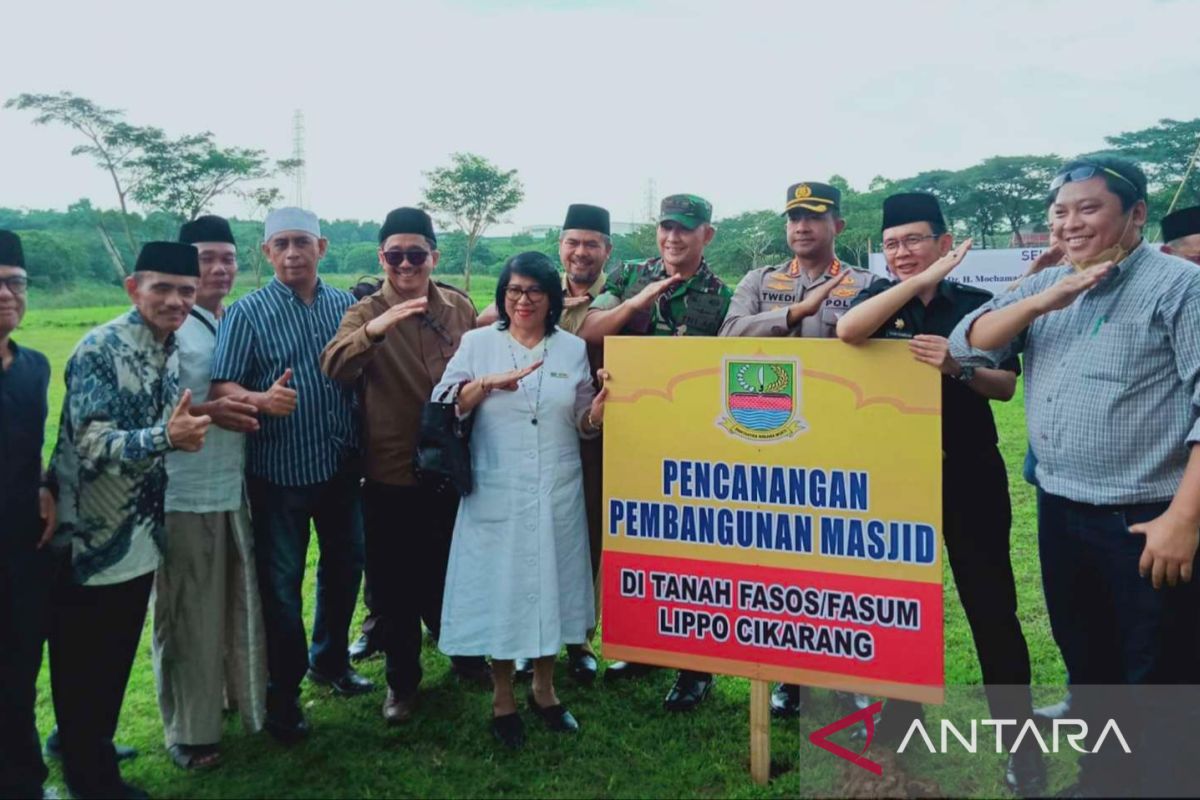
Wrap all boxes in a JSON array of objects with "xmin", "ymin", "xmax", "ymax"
[
  {"xmin": 51, "ymin": 309, "xmax": 179, "ymax": 586},
  {"xmin": 591, "ymin": 257, "xmax": 732, "ymax": 336}
]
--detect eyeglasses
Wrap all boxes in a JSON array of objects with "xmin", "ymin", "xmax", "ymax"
[
  {"xmin": 881, "ymin": 234, "xmax": 938, "ymax": 254},
  {"xmin": 504, "ymin": 286, "xmax": 547, "ymax": 302},
  {"xmin": 1049, "ymin": 165, "xmax": 1140, "ymax": 194},
  {"xmin": 382, "ymin": 249, "xmax": 431, "ymax": 267},
  {"xmin": 0, "ymin": 275, "xmax": 29, "ymax": 295}
]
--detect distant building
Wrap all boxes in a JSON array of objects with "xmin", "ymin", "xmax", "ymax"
[{"xmin": 1008, "ymin": 227, "xmax": 1051, "ymax": 247}]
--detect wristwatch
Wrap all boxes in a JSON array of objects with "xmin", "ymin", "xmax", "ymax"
[{"xmin": 955, "ymin": 365, "xmax": 976, "ymax": 384}]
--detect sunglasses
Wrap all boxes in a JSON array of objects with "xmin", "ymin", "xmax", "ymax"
[
  {"xmin": 1049, "ymin": 165, "xmax": 1139, "ymax": 193},
  {"xmin": 382, "ymin": 249, "xmax": 431, "ymax": 267}
]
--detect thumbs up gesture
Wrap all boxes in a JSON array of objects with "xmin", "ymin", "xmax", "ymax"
[
  {"xmin": 167, "ymin": 389, "xmax": 212, "ymax": 452},
  {"xmin": 260, "ymin": 368, "xmax": 299, "ymax": 417}
]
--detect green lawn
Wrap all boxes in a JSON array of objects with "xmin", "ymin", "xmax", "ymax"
[{"xmin": 17, "ymin": 276, "xmax": 1068, "ymax": 799}]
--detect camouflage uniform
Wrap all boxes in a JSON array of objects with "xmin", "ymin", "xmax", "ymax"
[
  {"xmin": 591, "ymin": 257, "xmax": 732, "ymax": 336},
  {"xmin": 719, "ymin": 257, "xmax": 881, "ymax": 338}
]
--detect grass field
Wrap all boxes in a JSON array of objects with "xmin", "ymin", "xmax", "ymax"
[{"xmin": 17, "ymin": 273, "xmax": 1069, "ymax": 798}]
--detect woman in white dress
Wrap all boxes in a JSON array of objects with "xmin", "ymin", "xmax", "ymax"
[{"xmin": 434, "ymin": 252, "xmax": 609, "ymax": 749}]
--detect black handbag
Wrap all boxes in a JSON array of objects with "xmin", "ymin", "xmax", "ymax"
[{"xmin": 414, "ymin": 382, "xmax": 474, "ymax": 496}]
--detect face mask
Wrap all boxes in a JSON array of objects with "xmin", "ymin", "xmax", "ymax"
[{"xmin": 1068, "ymin": 212, "xmax": 1136, "ymax": 271}]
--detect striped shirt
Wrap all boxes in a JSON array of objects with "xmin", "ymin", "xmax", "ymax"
[
  {"xmin": 949, "ymin": 241, "xmax": 1200, "ymax": 505},
  {"xmin": 211, "ymin": 278, "xmax": 358, "ymax": 487}
]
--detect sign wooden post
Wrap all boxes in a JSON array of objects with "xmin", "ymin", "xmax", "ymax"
[{"xmin": 750, "ymin": 680, "xmax": 771, "ymax": 785}]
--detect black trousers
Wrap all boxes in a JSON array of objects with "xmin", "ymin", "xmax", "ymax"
[
  {"xmin": 363, "ymin": 480, "xmax": 484, "ymax": 695},
  {"xmin": 247, "ymin": 465, "xmax": 364, "ymax": 712},
  {"xmin": 48, "ymin": 570, "xmax": 154, "ymax": 797},
  {"xmin": 1038, "ymin": 490, "xmax": 1200, "ymax": 796},
  {"xmin": 0, "ymin": 544, "xmax": 55, "ymax": 799},
  {"xmin": 885, "ymin": 448, "xmax": 1033, "ymax": 735}
]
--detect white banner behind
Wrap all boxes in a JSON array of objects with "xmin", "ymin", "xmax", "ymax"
[{"xmin": 867, "ymin": 247, "xmax": 1053, "ymax": 294}]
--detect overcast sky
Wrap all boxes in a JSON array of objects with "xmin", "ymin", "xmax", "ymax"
[{"xmin": 2, "ymin": 0, "xmax": 1196, "ymax": 232}]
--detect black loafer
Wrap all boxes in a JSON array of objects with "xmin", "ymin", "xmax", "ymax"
[
  {"xmin": 603, "ymin": 661, "xmax": 658, "ymax": 683},
  {"xmin": 264, "ymin": 704, "xmax": 310, "ymax": 745},
  {"xmin": 491, "ymin": 712, "xmax": 525, "ymax": 749},
  {"xmin": 307, "ymin": 666, "xmax": 375, "ymax": 696},
  {"xmin": 663, "ymin": 671, "xmax": 713, "ymax": 712},
  {"xmin": 1006, "ymin": 747, "xmax": 1047, "ymax": 797},
  {"xmin": 566, "ymin": 646, "xmax": 598, "ymax": 686},
  {"xmin": 769, "ymin": 683, "xmax": 808, "ymax": 718},
  {"xmin": 348, "ymin": 633, "xmax": 379, "ymax": 663},
  {"xmin": 527, "ymin": 692, "xmax": 580, "ymax": 733},
  {"xmin": 513, "ymin": 658, "xmax": 534, "ymax": 680}
]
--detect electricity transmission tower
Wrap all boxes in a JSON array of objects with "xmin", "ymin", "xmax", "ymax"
[{"xmin": 291, "ymin": 110, "xmax": 307, "ymax": 208}]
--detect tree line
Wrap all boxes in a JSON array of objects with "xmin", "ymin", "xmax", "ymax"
[{"xmin": 4, "ymin": 90, "xmax": 1197, "ymax": 289}]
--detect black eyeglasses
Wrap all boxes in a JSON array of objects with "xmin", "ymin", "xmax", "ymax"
[
  {"xmin": 504, "ymin": 286, "xmax": 547, "ymax": 302},
  {"xmin": 881, "ymin": 234, "xmax": 938, "ymax": 254},
  {"xmin": 382, "ymin": 249, "xmax": 431, "ymax": 267},
  {"xmin": 0, "ymin": 275, "xmax": 29, "ymax": 295},
  {"xmin": 1049, "ymin": 165, "xmax": 1139, "ymax": 193}
]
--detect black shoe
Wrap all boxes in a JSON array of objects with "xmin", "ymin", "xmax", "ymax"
[
  {"xmin": 566, "ymin": 646, "xmax": 598, "ymax": 686},
  {"xmin": 1005, "ymin": 748, "xmax": 1047, "ymax": 797},
  {"xmin": 451, "ymin": 657, "xmax": 493, "ymax": 689},
  {"xmin": 307, "ymin": 666, "xmax": 375, "ymax": 696},
  {"xmin": 850, "ymin": 700, "xmax": 921, "ymax": 747},
  {"xmin": 264, "ymin": 703, "xmax": 310, "ymax": 745},
  {"xmin": 512, "ymin": 658, "xmax": 534, "ymax": 680},
  {"xmin": 769, "ymin": 683, "xmax": 808, "ymax": 718},
  {"xmin": 348, "ymin": 633, "xmax": 379, "ymax": 663},
  {"xmin": 603, "ymin": 661, "xmax": 658, "ymax": 683},
  {"xmin": 527, "ymin": 691, "xmax": 580, "ymax": 733},
  {"xmin": 663, "ymin": 671, "xmax": 713, "ymax": 712},
  {"xmin": 834, "ymin": 691, "xmax": 872, "ymax": 714},
  {"xmin": 44, "ymin": 727, "xmax": 139, "ymax": 763},
  {"xmin": 491, "ymin": 712, "xmax": 525, "ymax": 750},
  {"xmin": 1033, "ymin": 695, "xmax": 1072, "ymax": 729}
]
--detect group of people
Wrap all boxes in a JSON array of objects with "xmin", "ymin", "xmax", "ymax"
[{"xmin": 0, "ymin": 152, "xmax": 1197, "ymax": 799}]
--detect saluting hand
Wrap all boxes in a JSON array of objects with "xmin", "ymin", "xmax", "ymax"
[
  {"xmin": 1129, "ymin": 512, "xmax": 1198, "ymax": 589},
  {"xmin": 1027, "ymin": 243, "xmax": 1066, "ymax": 276},
  {"xmin": 916, "ymin": 238, "xmax": 974, "ymax": 288},
  {"xmin": 629, "ymin": 274, "xmax": 685, "ymax": 312},
  {"xmin": 1033, "ymin": 262, "xmax": 1114, "ymax": 314},
  {"xmin": 259, "ymin": 368, "xmax": 298, "ymax": 417},
  {"xmin": 481, "ymin": 359, "xmax": 544, "ymax": 393},
  {"xmin": 563, "ymin": 295, "xmax": 593, "ymax": 310},
  {"xmin": 365, "ymin": 297, "xmax": 429, "ymax": 340},
  {"xmin": 167, "ymin": 389, "xmax": 211, "ymax": 452},
  {"xmin": 790, "ymin": 273, "xmax": 851, "ymax": 322}
]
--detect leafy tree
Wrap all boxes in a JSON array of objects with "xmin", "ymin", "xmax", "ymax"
[
  {"xmin": 130, "ymin": 132, "xmax": 273, "ymax": 222},
  {"xmin": 4, "ymin": 91, "xmax": 162, "ymax": 276},
  {"xmin": 705, "ymin": 211, "xmax": 788, "ymax": 276},
  {"xmin": 1103, "ymin": 117, "xmax": 1200, "ymax": 224},
  {"xmin": 421, "ymin": 153, "xmax": 524, "ymax": 292},
  {"xmin": 966, "ymin": 156, "xmax": 1059, "ymax": 245},
  {"xmin": 342, "ymin": 243, "xmax": 381, "ymax": 276},
  {"xmin": 18, "ymin": 229, "xmax": 85, "ymax": 287}
]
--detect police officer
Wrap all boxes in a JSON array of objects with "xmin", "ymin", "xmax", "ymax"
[
  {"xmin": 836, "ymin": 192, "xmax": 1043, "ymax": 796},
  {"xmin": 579, "ymin": 194, "xmax": 732, "ymax": 712},
  {"xmin": 719, "ymin": 182, "xmax": 880, "ymax": 718},
  {"xmin": 720, "ymin": 181, "xmax": 880, "ymax": 339}
]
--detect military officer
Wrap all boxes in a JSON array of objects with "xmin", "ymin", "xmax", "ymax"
[
  {"xmin": 720, "ymin": 181, "xmax": 880, "ymax": 718},
  {"xmin": 720, "ymin": 181, "xmax": 880, "ymax": 339},
  {"xmin": 580, "ymin": 194, "xmax": 732, "ymax": 713}
]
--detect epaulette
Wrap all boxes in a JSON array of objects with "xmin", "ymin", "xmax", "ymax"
[{"xmin": 435, "ymin": 280, "xmax": 471, "ymax": 300}]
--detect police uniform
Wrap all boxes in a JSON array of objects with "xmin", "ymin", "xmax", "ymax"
[
  {"xmin": 852, "ymin": 194, "xmax": 1036, "ymax": 777},
  {"xmin": 721, "ymin": 183, "xmax": 881, "ymax": 338}
]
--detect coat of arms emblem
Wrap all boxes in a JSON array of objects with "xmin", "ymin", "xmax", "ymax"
[{"xmin": 717, "ymin": 358, "xmax": 806, "ymax": 442}]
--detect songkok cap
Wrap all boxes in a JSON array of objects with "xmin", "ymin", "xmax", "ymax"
[
  {"xmin": 134, "ymin": 241, "xmax": 200, "ymax": 277},
  {"xmin": 263, "ymin": 207, "xmax": 321, "ymax": 243},
  {"xmin": 659, "ymin": 194, "xmax": 712, "ymax": 230},
  {"xmin": 784, "ymin": 182, "xmax": 841, "ymax": 215},
  {"xmin": 1161, "ymin": 206, "xmax": 1200, "ymax": 244},
  {"xmin": 0, "ymin": 230, "xmax": 25, "ymax": 268},
  {"xmin": 379, "ymin": 207, "xmax": 436, "ymax": 246},
  {"xmin": 562, "ymin": 204, "xmax": 610, "ymax": 236},
  {"xmin": 179, "ymin": 215, "xmax": 236, "ymax": 246},
  {"xmin": 882, "ymin": 192, "xmax": 946, "ymax": 232}
]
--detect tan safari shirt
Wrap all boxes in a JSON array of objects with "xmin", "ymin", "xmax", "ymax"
[{"xmin": 719, "ymin": 258, "xmax": 881, "ymax": 338}]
